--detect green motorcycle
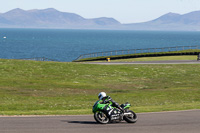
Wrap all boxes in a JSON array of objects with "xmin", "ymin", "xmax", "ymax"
[{"xmin": 92, "ymin": 100, "xmax": 137, "ymax": 124}]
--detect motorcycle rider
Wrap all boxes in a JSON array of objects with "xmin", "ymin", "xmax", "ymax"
[{"xmin": 98, "ymin": 92, "xmax": 124, "ymax": 114}]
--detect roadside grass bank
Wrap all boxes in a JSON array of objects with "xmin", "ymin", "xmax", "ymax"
[
  {"xmin": 0, "ymin": 59, "xmax": 200, "ymax": 115},
  {"xmin": 89, "ymin": 55, "xmax": 197, "ymax": 62},
  {"xmin": 75, "ymin": 49, "xmax": 200, "ymax": 62},
  {"xmin": 110, "ymin": 55, "xmax": 197, "ymax": 62}
]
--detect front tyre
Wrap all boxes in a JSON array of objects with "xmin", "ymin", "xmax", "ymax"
[
  {"xmin": 94, "ymin": 111, "xmax": 109, "ymax": 124},
  {"xmin": 124, "ymin": 110, "xmax": 137, "ymax": 123}
]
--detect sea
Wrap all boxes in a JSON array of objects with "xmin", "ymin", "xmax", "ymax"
[{"xmin": 0, "ymin": 28, "xmax": 200, "ymax": 62}]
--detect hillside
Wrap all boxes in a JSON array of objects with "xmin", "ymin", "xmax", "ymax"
[
  {"xmin": 125, "ymin": 11, "xmax": 200, "ymax": 31},
  {"xmin": 0, "ymin": 59, "xmax": 200, "ymax": 115},
  {"xmin": 1, "ymin": 8, "xmax": 200, "ymax": 31},
  {"xmin": 0, "ymin": 8, "xmax": 121, "ymax": 29}
]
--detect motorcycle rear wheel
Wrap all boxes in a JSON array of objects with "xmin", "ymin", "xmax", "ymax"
[
  {"xmin": 124, "ymin": 110, "xmax": 137, "ymax": 123},
  {"xmin": 94, "ymin": 111, "xmax": 109, "ymax": 124}
]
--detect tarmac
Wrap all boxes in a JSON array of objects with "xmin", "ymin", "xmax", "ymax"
[{"xmin": 1, "ymin": 110, "xmax": 200, "ymax": 133}]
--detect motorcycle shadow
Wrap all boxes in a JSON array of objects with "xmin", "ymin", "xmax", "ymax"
[
  {"xmin": 62, "ymin": 120, "xmax": 97, "ymax": 125},
  {"xmin": 64, "ymin": 120, "xmax": 127, "ymax": 125}
]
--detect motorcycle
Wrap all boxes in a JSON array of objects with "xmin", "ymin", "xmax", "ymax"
[{"xmin": 92, "ymin": 100, "xmax": 137, "ymax": 124}]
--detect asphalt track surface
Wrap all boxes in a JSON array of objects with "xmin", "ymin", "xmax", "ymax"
[
  {"xmin": 86, "ymin": 60, "xmax": 200, "ymax": 65},
  {"xmin": 0, "ymin": 110, "xmax": 200, "ymax": 133}
]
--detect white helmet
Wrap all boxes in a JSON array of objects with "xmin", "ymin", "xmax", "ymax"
[{"xmin": 98, "ymin": 92, "xmax": 106, "ymax": 100}]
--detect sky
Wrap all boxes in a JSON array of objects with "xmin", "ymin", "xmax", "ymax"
[{"xmin": 0, "ymin": 0, "xmax": 200, "ymax": 23}]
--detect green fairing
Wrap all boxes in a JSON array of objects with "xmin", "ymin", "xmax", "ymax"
[
  {"xmin": 93, "ymin": 99, "xmax": 131, "ymax": 113},
  {"xmin": 92, "ymin": 100, "xmax": 113, "ymax": 113},
  {"xmin": 124, "ymin": 104, "xmax": 131, "ymax": 109}
]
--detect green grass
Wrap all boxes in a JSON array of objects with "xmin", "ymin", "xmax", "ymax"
[
  {"xmin": 111, "ymin": 55, "xmax": 197, "ymax": 62},
  {"xmin": 75, "ymin": 49, "xmax": 200, "ymax": 62},
  {"xmin": 0, "ymin": 59, "xmax": 200, "ymax": 115}
]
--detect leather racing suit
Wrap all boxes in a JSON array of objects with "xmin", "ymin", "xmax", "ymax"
[{"xmin": 100, "ymin": 96, "xmax": 123, "ymax": 113}]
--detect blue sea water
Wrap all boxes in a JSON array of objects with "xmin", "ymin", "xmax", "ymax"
[{"xmin": 0, "ymin": 28, "xmax": 200, "ymax": 62}]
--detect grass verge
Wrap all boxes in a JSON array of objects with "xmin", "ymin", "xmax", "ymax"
[
  {"xmin": 75, "ymin": 49, "xmax": 200, "ymax": 62},
  {"xmin": 110, "ymin": 55, "xmax": 197, "ymax": 62},
  {"xmin": 0, "ymin": 59, "xmax": 200, "ymax": 115}
]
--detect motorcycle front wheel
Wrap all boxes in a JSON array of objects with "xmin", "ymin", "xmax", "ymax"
[
  {"xmin": 123, "ymin": 110, "xmax": 137, "ymax": 123},
  {"xmin": 94, "ymin": 111, "xmax": 109, "ymax": 124}
]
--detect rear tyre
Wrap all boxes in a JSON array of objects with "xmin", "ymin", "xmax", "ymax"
[
  {"xmin": 94, "ymin": 111, "xmax": 109, "ymax": 124},
  {"xmin": 124, "ymin": 110, "xmax": 137, "ymax": 123}
]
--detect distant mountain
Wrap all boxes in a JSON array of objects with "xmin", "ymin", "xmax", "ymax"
[
  {"xmin": 0, "ymin": 8, "xmax": 121, "ymax": 29},
  {"xmin": 124, "ymin": 11, "xmax": 200, "ymax": 31},
  {"xmin": 0, "ymin": 8, "xmax": 200, "ymax": 31}
]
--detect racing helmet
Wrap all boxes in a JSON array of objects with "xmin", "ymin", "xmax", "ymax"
[{"xmin": 98, "ymin": 92, "xmax": 106, "ymax": 100}]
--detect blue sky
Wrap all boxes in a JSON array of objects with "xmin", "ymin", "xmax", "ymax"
[{"xmin": 0, "ymin": 0, "xmax": 200, "ymax": 23}]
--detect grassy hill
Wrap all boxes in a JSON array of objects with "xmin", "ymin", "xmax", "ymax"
[{"xmin": 0, "ymin": 59, "xmax": 200, "ymax": 115}]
